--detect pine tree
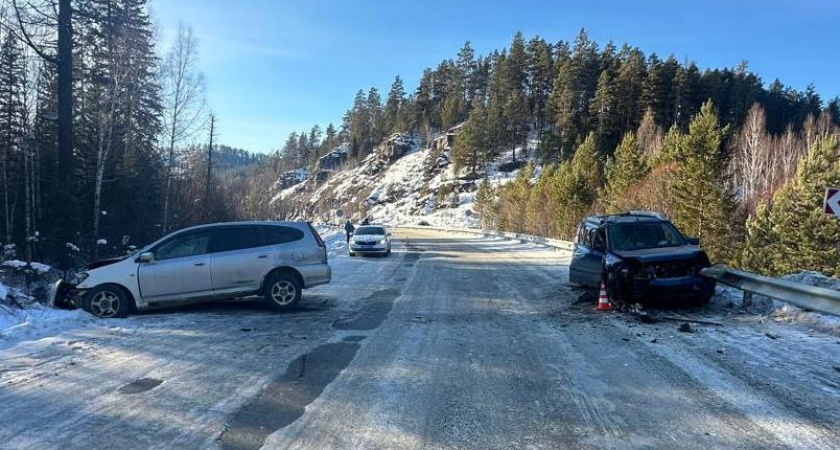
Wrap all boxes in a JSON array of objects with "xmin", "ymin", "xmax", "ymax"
[
  {"xmin": 452, "ymin": 101, "xmax": 489, "ymax": 175},
  {"xmin": 383, "ymin": 76, "xmax": 405, "ymax": 133},
  {"xmin": 526, "ymin": 37, "xmax": 554, "ymax": 130},
  {"xmin": 603, "ymin": 132, "xmax": 648, "ymax": 212},
  {"xmin": 497, "ymin": 161, "xmax": 534, "ymax": 233},
  {"xmin": 456, "ymin": 42, "xmax": 476, "ymax": 104},
  {"xmin": 367, "ymin": 87, "xmax": 384, "ymax": 147},
  {"xmin": 741, "ymin": 137, "xmax": 840, "ymax": 276},
  {"xmin": 669, "ymin": 101, "xmax": 738, "ymax": 262},
  {"xmin": 590, "ymin": 62, "xmax": 620, "ymax": 153},
  {"xmin": 615, "ymin": 45, "xmax": 647, "ymax": 132},
  {"xmin": 0, "ymin": 31, "xmax": 27, "ymax": 244},
  {"xmin": 739, "ymin": 200, "xmax": 776, "ymax": 273},
  {"xmin": 441, "ymin": 78, "xmax": 465, "ymax": 129},
  {"xmin": 473, "ymin": 178, "xmax": 496, "ymax": 229}
]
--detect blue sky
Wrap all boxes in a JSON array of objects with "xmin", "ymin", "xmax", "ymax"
[{"xmin": 150, "ymin": 0, "xmax": 840, "ymax": 153}]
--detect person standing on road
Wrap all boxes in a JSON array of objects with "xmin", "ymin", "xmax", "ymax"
[{"xmin": 344, "ymin": 220, "xmax": 355, "ymax": 244}]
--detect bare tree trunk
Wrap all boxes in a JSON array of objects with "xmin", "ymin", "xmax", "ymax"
[{"xmin": 56, "ymin": 0, "xmax": 74, "ymax": 247}]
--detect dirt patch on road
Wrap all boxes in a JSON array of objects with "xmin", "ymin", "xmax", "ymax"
[
  {"xmin": 332, "ymin": 288, "xmax": 401, "ymax": 331},
  {"xmin": 118, "ymin": 378, "xmax": 163, "ymax": 394},
  {"xmin": 220, "ymin": 342, "xmax": 360, "ymax": 450}
]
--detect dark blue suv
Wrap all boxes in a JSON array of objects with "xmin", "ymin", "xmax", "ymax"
[{"xmin": 569, "ymin": 212, "xmax": 716, "ymax": 304}]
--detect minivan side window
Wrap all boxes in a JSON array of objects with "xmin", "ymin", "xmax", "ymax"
[
  {"xmin": 212, "ymin": 227, "xmax": 265, "ymax": 253},
  {"xmin": 264, "ymin": 225, "xmax": 305, "ymax": 245},
  {"xmin": 155, "ymin": 232, "xmax": 211, "ymax": 260}
]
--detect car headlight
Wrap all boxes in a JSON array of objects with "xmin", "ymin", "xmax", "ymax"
[
  {"xmin": 71, "ymin": 271, "xmax": 90, "ymax": 285},
  {"xmin": 378, "ymin": 238, "xmax": 386, "ymax": 244}
]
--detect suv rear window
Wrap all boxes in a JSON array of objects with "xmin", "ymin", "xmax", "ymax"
[
  {"xmin": 212, "ymin": 227, "xmax": 265, "ymax": 252},
  {"xmin": 264, "ymin": 225, "xmax": 305, "ymax": 245}
]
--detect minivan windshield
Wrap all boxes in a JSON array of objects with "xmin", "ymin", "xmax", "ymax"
[
  {"xmin": 355, "ymin": 226, "xmax": 385, "ymax": 235},
  {"xmin": 608, "ymin": 222, "xmax": 686, "ymax": 251}
]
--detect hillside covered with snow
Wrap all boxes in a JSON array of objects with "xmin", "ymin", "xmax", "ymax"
[{"xmin": 272, "ymin": 131, "xmax": 534, "ymax": 229}]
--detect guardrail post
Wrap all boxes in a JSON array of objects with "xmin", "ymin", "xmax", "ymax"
[{"xmin": 742, "ymin": 291, "xmax": 752, "ymax": 310}]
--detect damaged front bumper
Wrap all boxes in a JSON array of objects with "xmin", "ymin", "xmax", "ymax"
[
  {"xmin": 49, "ymin": 279, "xmax": 82, "ymax": 310},
  {"xmin": 607, "ymin": 267, "xmax": 716, "ymax": 303},
  {"xmin": 631, "ymin": 275, "xmax": 716, "ymax": 300}
]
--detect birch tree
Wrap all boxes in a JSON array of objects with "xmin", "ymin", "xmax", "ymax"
[{"xmin": 160, "ymin": 22, "xmax": 205, "ymax": 233}]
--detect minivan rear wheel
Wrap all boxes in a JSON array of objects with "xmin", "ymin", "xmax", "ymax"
[{"xmin": 264, "ymin": 272, "xmax": 302, "ymax": 311}]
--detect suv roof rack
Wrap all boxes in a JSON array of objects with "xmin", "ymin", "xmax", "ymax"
[
  {"xmin": 583, "ymin": 211, "xmax": 669, "ymax": 225},
  {"xmin": 625, "ymin": 210, "xmax": 668, "ymax": 220}
]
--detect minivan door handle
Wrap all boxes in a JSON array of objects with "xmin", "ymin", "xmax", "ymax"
[
  {"xmin": 257, "ymin": 254, "xmax": 268, "ymax": 259},
  {"xmin": 194, "ymin": 262, "xmax": 206, "ymax": 267}
]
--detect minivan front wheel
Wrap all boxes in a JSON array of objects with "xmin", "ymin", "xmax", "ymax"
[
  {"xmin": 83, "ymin": 285, "xmax": 132, "ymax": 318},
  {"xmin": 264, "ymin": 273, "xmax": 302, "ymax": 311}
]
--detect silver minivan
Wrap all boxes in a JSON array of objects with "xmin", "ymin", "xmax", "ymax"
[{"xmin": 51, "ymin": 222, "xmax": 331, "ymax": 318}]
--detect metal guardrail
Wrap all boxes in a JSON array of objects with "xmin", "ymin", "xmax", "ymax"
[
  {"xmin": 395, "ymin": 225, "xmax": 574, "ymax": 251},
  {"xmin": 700, "ymin": 265, "xmax": 840, "ymax": 317}
]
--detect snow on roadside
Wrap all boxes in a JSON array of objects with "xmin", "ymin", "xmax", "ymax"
[
  {"xmin": 709, "ymin": 271, "xmax": 840, "ymax": 336},
  {"xmin": 0, "ymin": 304, "xmax": 97, "ymax": 349}
]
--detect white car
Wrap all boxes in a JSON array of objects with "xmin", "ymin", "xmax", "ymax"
[
  {"xmin": 349, "ymin": 225, "xmax": 392, "ymax": 257},
  {"xmin": 51, "ymin": 221, "xmax": 332, "ymax": 318}
]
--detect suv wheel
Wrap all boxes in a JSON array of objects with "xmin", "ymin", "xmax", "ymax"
[
  {"xmin": 82, "ymin": 285, "xmax": 132, "ymax": 318},
  {"xmin": 264, "ymin": 272, "xmax": 302, "ymax": 311}
]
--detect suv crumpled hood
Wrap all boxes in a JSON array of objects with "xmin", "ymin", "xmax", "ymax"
[{"xmin": 613, "ymin": 246, "xmax": 703, "ymax": 263}]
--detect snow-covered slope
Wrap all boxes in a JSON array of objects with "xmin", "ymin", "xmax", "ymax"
[{"xmin": 273, "ymin": 133, "xmax": 532, "ymax": 228}]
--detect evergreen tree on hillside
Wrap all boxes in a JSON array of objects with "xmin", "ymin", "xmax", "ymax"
[
  {"xmin": 615, "ymin": 45, "xmax": 646, "ymax": 131},
  {"xmin": 497, "ymin": 161, "xmax": 534, "ymax": 233},
  {"xmin": 441, "ymin": 78, "xmax": 466, "ymax": 129},
  {"xmin": 415, "ymin": 69, "xmax": 434, "ymax": 138},
  {"xmin": 545, "ymin": 134, "xmax": 604, "ymax": 238},
  {"xmin": 525, "ymin": 164, "xmax": 556, "ymax": 236},
  {"xmin": 367, "ymin": 87, "xmax": 384, "ymax": 146},
  {"xmin": 347, "ymin": 90, "xmax": 370, "ymax": 157},
  {"xmin": 456, "ymin": 42, "xmax": 476, "ymax": 104},
  {"xmin": 590, "ymin": 56, "xmax": 620, "ymax": 153},
  {"xmin": 452, "ymin": 101, "xmax": 489, "ymax": 175},
  {"xmin": 473, "ymin": 177, "xmax": 497, "ymax": 229},
  {"xmin": 603, "ymin": 132, "xmax": 648, "ymax": 212},
  {"xmin": 741, "ymin": 137, "xmax": 840, "ymax": 276},
  {"xmin": 526, "ymin": 37, "xmax": 554, "ymax": 130},
  {"xmin": 384, "ymin": 76, "xmax": 405, "ymax": 133},
  {"xmin": 548, "ymin": 29, "xmax": 600, "ymax": 157},
  {"xmin": 669, "ymin": 101, "xmax": 737, "ymax": 262},
  {"xmin": 642, "ymin": 54, "xmax": 679, "ymax": 128}
]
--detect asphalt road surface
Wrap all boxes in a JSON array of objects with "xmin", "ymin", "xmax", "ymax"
[{"xmin": 1, "ymin": 229, "xmax": 838, "ymax": 450}]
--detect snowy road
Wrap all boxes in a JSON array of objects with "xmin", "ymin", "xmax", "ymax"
[{"xmin": 1, "ymin": 230, "xmax": 839, "ymax": 449}]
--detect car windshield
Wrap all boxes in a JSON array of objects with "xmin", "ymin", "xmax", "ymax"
[
  {"xmin": 608, "ymin": 222, "xmax": 686, "ymax": 251},
  {"xmin": 355, "ymin": 226, "xmax": 385, "ymax": 236}
]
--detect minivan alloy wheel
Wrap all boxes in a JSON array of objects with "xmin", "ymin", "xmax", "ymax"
[
  {"xmin": 90, "ymin": 290, "xmax": 121, "ymax": 318},
  {"xmin": 270, "ymin": 280, "xmax": 298, "ymax": 306}
]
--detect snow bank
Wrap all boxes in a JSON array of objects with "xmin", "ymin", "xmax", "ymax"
[
  {"xmin": 0, "ymin": 303, "xmax": 96, "ymax": 349},
  {"xmin": 1, "ymin": 260, "xmax": 53, "ymax": 274}
]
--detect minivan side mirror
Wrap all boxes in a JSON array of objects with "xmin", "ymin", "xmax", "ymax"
[
  {"xmin": 686, "ymin": 237, "xmax": 700, "ymax": 246},
  {"xmin": 138, "ymin": 251, "xmax": 155, "ymax": 263}
]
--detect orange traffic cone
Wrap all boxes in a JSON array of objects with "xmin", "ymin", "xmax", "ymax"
[{"xmin": 596, "ymin": 281, "xmax": 612, "ymax": 311}]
